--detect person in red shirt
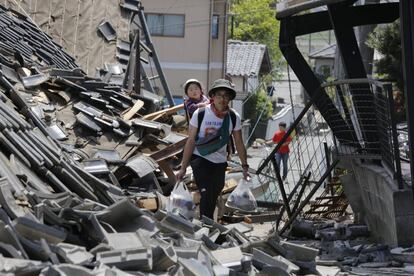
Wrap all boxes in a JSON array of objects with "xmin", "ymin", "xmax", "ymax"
[{"xmin": 272, "ymin": 122, "xmax": 292, "ymax": 181}]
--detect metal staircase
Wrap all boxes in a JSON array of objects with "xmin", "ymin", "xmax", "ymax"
[{"xmin": 255, "ymin": 79, "xmax": 402, "ymax": 235}]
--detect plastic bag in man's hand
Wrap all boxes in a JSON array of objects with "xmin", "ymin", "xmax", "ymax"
[
  {"xmin": 166, "ymin": 181, "xmax": 195, "ymax": 219},
  {"xmin": 225, "ymin": 178, "xmax": 257, "ymax": 212}
]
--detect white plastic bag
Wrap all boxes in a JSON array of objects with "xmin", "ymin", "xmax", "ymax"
[
  {"xmin": 167, "ymin": 181, "xmax": 195, "ymax": 219},
  {"xmin": 225, "ymin": 178, "xmax": 258, "ymax": 212}
]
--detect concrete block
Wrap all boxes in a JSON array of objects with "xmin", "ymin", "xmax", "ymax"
[
  {"xmin": 225, "ymin": 222, "xmax": 253, "ymax": 234},
  {"xmin": 242, "ymin": 240, "xmax": 280, "ymax": 256},
  {"xmin": 104, "ymin": 232, "xmax": 144, "ymax": 250},
  {"xmin": 226, "ymin": 235, "xmax": 240, "ymax": 247},
  {"xmin": 194, "ymin": 227, "xmax": 210, "ymax": 239},
  {"xmin": 160, "ymin": 213, "xmax": 197, "ymax": 235},
  {"xmin": 0, "ymin": 255, "xmax": 45, "ymax": 274},
  {"xmin": 316, "ymin": 265, "xmax": 341, "ymax": 276},
  {"xmin": 152, "ymin": 243, "xmax": 177, "ymax": 271},
  {"xmin": 280, "ymin": 240, "xmax": 319, "ymax": 262},
  {"xmin": 175, "ymin": 246, "xmax": 200, "ymax": 259},
  {"xmin": 89, "ymin": 243, "xmax": 112, "ymax": 256},
  {"xmin": 97, "ymin": 198, "xmax": 152, "ymax": 232},
  {"xmin": 213, "ymin": 265, "xmax": 231, "ymax": 276},
  {"xmin": 266, "ymin": 237, "xmax": 288, "ymax": 257},
  {"xmin": 210, "ymin": 247, "xmax": 243, "ymax": 268},
  {"xmin": 252, "ymin": 248, "xmax": 299, "ymax": 273},
  {"xmin": 340, "ymin": 160, "xmax": 414, "ymax": 246},
  {"xmin": 55, "ymin": 243, "xmax": 93, "ymax": 265},
  {"xmin": 180, "ymin": 237, "xmax": 203, "ymax": 248},
  {"xmin": 230, "ymin": 228, "xmax": 251, "ymax": 245},
  {"xmin": 390, "ymin": 246, "xmax": 414, "ymax": 263},
  {"xmin": 96, "ymin": 247, "xmax": 152, "ymax": 271},
  {"xmin": 178, "ymin": 257, "xmax": 211, "ymax": 276}
]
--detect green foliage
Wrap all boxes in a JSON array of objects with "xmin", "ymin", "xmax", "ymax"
[
  {"xmin": 231, "ymin": 0, "xmax": 281, "ymax": 64},
  {"xmin": 244, "ymin": 88, "xmax": 273, "ymax": 122},
  {"xmin": 367, "ymin": 20, "xmax": 402, "ymax": 91}
]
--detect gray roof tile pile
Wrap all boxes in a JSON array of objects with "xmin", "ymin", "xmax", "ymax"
[
  {"xmin": 226, "ymin": 40, "xmax": 267, "ymax": 77},
  {"xmin": 0, "ymin": 6, "xmax": 78, "ymax": 70}
]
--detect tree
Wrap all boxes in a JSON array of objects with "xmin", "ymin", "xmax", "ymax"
[
  {"xmin": 367, "ymin": 19, "xmax": 405, "ymax": 122},
  {"xmin": 366, "ymin": 19, "xmax": 402, "ymax": 91},
  {"xmin": 244, "ymin": 88, "xmax": 273, "ymax": 123},
  {"xmin": 230, "ymin": 0, "xmax": 281, "ymax": 64}
]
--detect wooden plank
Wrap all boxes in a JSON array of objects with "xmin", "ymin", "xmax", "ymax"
[
  {"xmin": 122, "ymin": 99, "xmax": 144, "ymax": 120},
  {"xmin": 149, "ymin": 137, "xmax": 187, "ymax": 162},
  {"xmin": 137, "ymin": 198, "xmax": 158, "ymax": 211},
  {"xmin": 158, "ymin": 160, "xmax": 176, "ymax": 185},
  {"xmin": 222, "ymin": 178, "xmax": 238, "ymax": 194},
  {"xmin": 142, "ymin": 103, "xmax": 184, "ymax": 120}
]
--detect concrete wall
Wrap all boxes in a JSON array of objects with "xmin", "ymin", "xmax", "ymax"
[{"xmin": 338, "ymin": 157, "xmax": 414, "ymax": 246}]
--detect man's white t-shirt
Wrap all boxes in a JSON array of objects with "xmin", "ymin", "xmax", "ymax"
[{"xmin": 190, "ymin": 104, "xmax": 242, "ymax": 163}]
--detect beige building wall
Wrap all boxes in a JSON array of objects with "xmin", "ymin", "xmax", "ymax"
[
  {"xmin": 232, "ymin": 77, "xmax": 245, "ymax": 93},
  {"xmin": 141, "ymin": 0, "xmax": 228, "ymax": 98}
]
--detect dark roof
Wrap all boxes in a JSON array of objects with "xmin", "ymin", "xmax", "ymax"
[
  {"xmin": 226, "ymin": 40, "xmax": 272, "ymax": 77},
  {"xmin": 309, "ymin": 44, "xmax": 336, "ymax": 59}
]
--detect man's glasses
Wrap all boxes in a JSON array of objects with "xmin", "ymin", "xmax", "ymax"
[{"xmin": 214, "ymin": 93, "xmax": 231, "ymax": 100}]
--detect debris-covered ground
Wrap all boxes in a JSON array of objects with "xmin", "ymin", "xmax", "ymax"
[{"xmin": 1, "ymin": 4, "xmax": 414, "ymax": 276}]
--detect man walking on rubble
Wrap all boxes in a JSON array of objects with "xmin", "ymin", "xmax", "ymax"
[
  {"xmin": 176, "ymin": 79, "xmax": 250, "ymax": 220},
  {"xmin": 272, "ymin": 121, "xmax": 292, "ymax": 181}
]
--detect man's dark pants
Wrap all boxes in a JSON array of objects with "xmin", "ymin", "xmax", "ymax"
[{"xmin": 190, "ymin": 155, "xmax": 227, "ymax": 219}]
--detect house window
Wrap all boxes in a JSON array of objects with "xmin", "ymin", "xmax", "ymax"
[
  {"xmin": 146, "ymin": 14, "xmax": 185, "ymax": 37},
  {"xmin": 211, "ymin": 14, "xmax": 219, "ymax": 39}
]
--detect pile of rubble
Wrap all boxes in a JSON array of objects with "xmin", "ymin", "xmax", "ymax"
[
  {"xmin": 0, "ymin": 5, "xmax": 320, "ymax": 276},
  {"xmin": 288, "ymin": 219, "xmax": 414, "ymax": 275},
  {"xmin": 4, "ymin": 4, "xmax": 414, "ymax": 276},
  {"xmin": 1, "ymin": 197, "xmax": 324, "ymax": 275}
]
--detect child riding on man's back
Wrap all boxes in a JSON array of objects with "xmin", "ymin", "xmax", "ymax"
[{"xmin": 183, "ymin": 79, "xmax": 210, "ymax": 120}]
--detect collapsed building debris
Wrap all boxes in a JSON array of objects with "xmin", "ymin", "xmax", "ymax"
[
  {"xmin": 0, "ymin": 4, "xmax": 323, "ymax": 276},
  {"xmin": 1, "ymin": 2, "xmax": 412, "ymax": 275}
]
